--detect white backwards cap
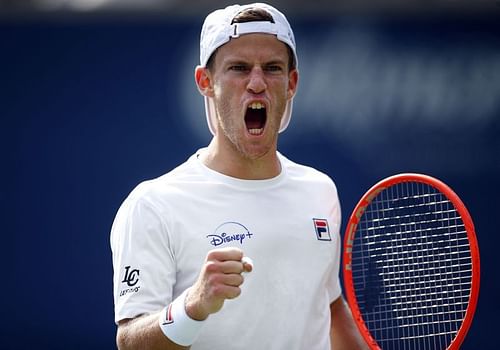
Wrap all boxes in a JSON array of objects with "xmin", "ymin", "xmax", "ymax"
[{"xmin": 199, "ymin": 3, "xmax": 298, "ymax": 135}]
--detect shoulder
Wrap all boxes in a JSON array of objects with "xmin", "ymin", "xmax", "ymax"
[
  {"xmin": 122, "ymin": 152, "xmax": 202, "ymax": 209},
  {"xmin": 279, "ymin": 152, "xmax": 337, "ymax": 190}
]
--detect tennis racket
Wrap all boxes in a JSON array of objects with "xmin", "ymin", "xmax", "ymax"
[{"xmin": 343, "ymin": 173, "xmax": 480, "ymax": 350}]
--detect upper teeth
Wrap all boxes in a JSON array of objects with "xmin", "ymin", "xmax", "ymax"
[{"xmin": 249, "ymin": 102, "xmax": 264, "ymax": 109}]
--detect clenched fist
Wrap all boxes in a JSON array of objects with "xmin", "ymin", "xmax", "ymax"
[{"xmin": 184, "ymin": 247, "xmax": 253, "ymax": 321}]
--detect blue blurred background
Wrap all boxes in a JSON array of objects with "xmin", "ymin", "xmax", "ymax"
[{"xmin": 1, "ymin": 0, "xmax": 499, "ymax": 348}]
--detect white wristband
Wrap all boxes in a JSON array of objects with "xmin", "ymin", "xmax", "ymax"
[{"xmin": 158, "ymin": 289, "xmax": 205, "ymax": 346}]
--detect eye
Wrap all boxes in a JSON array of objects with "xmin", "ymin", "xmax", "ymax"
[
  {"xmin": 264, "ymin": 65, "xmax": 284, "ymax": 73},
  {"xmin": 229, "ymin": 65, "xmax": 249, "ymax": 72}
]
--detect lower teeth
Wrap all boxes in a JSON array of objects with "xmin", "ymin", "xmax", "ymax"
[{"xmin": 249, "ymin": 128, "xmax": 262, "ymax": 135}]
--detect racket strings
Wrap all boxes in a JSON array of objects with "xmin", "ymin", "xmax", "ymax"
[{"xmin": 351, "ymin": 182, "xmax": 473, "ymax": 350}]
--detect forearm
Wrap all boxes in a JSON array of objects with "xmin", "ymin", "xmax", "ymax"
[
  {"xmin": 117, "ymin": 313, "xmax": 189, "ymax": 350},
  {"xmin": 115, "ymin": 248, "xmax": 252, "ymax": 350},
  {"xmin": 330, "ymin": 296, "xmax": 369, "ymax": 350}
]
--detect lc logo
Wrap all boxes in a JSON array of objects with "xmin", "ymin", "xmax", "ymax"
[{"xmin": 122, "ymin": 266, "xmax": 140, "ymax": 287}]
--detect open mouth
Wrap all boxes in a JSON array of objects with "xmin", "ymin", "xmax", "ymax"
[{"xmin": 245, "ymin": 102, "xmax": 267, "ymax": 135}]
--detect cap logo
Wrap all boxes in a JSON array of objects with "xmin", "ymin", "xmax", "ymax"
[{"xmin": 229, "ymin": 21, "xmax": 279, "ymax": 39}]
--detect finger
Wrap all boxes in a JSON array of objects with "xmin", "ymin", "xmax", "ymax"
[
  {"xmin": 219, "ymin": 273, "xmax": 244, "ymax": 287},
  {"xmin": 205, "ymin": 275, "xmax": 243, "ymax": 299},
  {"xmin": 205, "ymin": 260, "xmax": 244, "ymax": 275},
  {"xmin": 207, "ymin": 247, "xmax": 244, "ymax": 262},
  {"xmin": 217, "ymin": 284, "xmax": 242, "ymax": 300},
  {"xmin": 215, "ymin": 259, "xmax": 253, "ymax": 274},
  {"xmin": 222, "ymin": 260, "xmax": 246, "ymax": 274},
  {"xmin": 241, "ymin": 256, "xmax": 253, "ymax": 273}
]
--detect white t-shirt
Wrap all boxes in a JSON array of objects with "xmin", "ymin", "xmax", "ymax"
[{"xmin": 111, "ymin": 150, "xmax": 342, "ymax": 350}]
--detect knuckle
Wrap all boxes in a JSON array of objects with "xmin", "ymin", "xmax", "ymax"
[
  {"xmin": 207, "ymin": 273, "xmax": 221, "ymax": 286},
  {"xmin": 206, "ymin": 249, "xmax": 219, "ymax": 259},
  {"xmin": 212, "ymin": 284, "xmax": 226, "ymax": 298},
  {"xmin": 204, "ymin": 261, "xmax": 219, "ymax": 273}
]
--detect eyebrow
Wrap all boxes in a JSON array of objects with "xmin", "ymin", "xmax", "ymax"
[
  {"xmin": 223, "ymin": 58, "xmax": 287, "ymax": 67},
  {"xmin": 263, "ymin": 60, "xmax": 287, "ymax": 66}
]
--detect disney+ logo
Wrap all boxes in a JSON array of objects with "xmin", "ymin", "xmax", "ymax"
[{"xmin": 207, "ymin": 222, "xmax": 254, "ymax": 247}]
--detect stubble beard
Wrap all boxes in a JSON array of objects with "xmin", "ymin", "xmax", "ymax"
[{"xmin": 216, "ymin": 107, "xmax": 280, "ymax": 161}]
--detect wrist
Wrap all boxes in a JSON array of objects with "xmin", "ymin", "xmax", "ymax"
[
  {"xmin": 158, "ymin": 289, "xmax": 206, "ymax": 346},
  {"xmin": 184, "ymin": 289, "xmax": 210, "ymax": 321}
]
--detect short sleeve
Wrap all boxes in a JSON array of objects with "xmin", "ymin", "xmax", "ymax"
[{"xmin": 110, "ymin": 186, "xmax": 176, "ymax": 324}]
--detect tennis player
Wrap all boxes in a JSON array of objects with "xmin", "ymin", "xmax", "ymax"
[{"xmin": 111, "ymin": 3, "xmax": 367, "ymax": 349}]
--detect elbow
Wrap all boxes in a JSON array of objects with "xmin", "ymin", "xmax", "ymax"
[
  {"xmin": 116, "ymin": 326, "xmax": 126, "ymax": 350},
  {"xmin": 116, "ymin": 320, "xmax": 132, "ymax": 350}
]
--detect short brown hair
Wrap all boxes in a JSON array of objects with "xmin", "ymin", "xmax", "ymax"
[{"xmin": 231, "ymin": 7, "xmax": 275, "ymax": 24}]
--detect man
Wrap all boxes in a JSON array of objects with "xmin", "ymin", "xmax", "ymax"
[{"xmin": 111, "ymin": 3, "xmax": 367, "ymax": 349}]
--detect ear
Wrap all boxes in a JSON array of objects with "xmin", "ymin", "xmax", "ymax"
[
  {"xmin": 287, "ymin": 68, "xmax": 299, "ymax": 100},
  {"xmin": 195, "ymin": 66, "xmax": 215, "ymax": 98}
]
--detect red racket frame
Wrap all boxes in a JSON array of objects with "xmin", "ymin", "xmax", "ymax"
[{"xmin": 343, "ymin": 173, "xmax": 480, "ymax": 350}]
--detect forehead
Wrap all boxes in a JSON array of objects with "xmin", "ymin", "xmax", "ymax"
[{"xmin": 215, "ymin": 33, "xmax": 290, "ymax": 63}]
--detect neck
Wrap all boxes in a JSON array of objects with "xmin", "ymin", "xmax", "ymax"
[{"xmin": 199, "ymin": 138, "xmax": 281, "ymax": 180}]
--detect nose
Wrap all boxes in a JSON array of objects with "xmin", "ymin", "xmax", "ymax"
[{"xmin": 246, "ymin": 67, "xmax": 267, "ymax": 94}]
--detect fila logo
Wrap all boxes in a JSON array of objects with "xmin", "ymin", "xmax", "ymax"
[{"xmin": 313, "ymin": 218, "xmax": 332, "ymax": 241}]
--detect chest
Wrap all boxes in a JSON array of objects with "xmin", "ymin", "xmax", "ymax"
[{"xmin": 164, "ymin": 185, "xmax": 340, "ymax": 288}]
